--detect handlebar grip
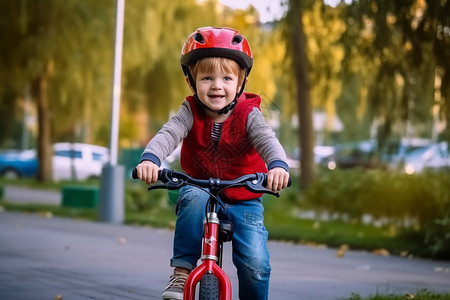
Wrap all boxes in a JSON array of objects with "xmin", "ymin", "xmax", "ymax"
[
  {"xmin": 132, "ymin": 167, "xmax": 164, "ymax": 181},
  {"xmin": 132, "ymin": 168, "xmax": 138, "ymax": 179},
  {"xmin": 262, "ymin": 174, "xmax": 292, "ymax": 188}
]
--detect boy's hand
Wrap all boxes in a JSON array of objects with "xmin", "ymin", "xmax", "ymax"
[
  {"xmin": 136, "ymin": 161, "xmax": 159, "ymax": 185},
  {"xmin": 266, "ymin": 167, "xmax": 290, "ymax": 192}
]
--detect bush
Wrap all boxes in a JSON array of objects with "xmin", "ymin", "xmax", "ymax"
[
  {"xmin": 125, "ymin": 182, "xmax": 170, "ymax": 212},
  {"xmin": 301, "ymin": 169, "xmax": 450, "ymax": 259}
]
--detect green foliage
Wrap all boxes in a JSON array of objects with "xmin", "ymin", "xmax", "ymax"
[
  {"xmin": 341, "ymin": 0, "xmax": 450, "ymax": 141},
  {"xmin": 264, "ymin": 184, "xmax": 418, "ymax": 252},
  {"xmin": 301, "ymin": 169, "xmax": 450, "ymax": 258},
  {"xmin": 1, "ymin": 201, "xmax": 97, "ymax": 220},
  {"xmin": 0, "ymin": 0, "xmax": 116, "ymax": 143},
  {"xmin": 125, "ymin": 182, "xmax": 169, "ymax": 212}
]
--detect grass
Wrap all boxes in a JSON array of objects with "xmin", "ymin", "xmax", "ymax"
[
  {"xmin": 342, "ymin": 289, "xmax": 450, "ymax": 299},
  {"xmin": 261, "ymin": 191, "xmax": 425, "ymax": 257},
  {"xmin": 1, "ymin": 201, "xmax": 98, "ymax": 220}
]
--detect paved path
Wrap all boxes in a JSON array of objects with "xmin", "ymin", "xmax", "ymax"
[
  {"xmin": 3, "ymin": 185, "xmax": 60, "ymax": 205},
  {"xmin": 1, "ymin": 211, "xmax": 450, "ymax": 300}
]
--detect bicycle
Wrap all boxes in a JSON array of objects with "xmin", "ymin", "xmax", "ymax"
[{"xmin": 132, "ymin": 168, "xmax": 289, "ymax": 300}]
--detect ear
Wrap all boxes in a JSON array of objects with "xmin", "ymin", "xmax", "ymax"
[{"xmin": 186, "ymin": 77, "xmax": 195, "ymax": 93}]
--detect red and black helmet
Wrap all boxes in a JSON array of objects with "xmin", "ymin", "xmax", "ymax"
[
  {"xmin": 181, "ymin": 27, "xmax": 253, "ymax": 115},
  {"xmin": 180, "ymin": 27, "xmax": 253, "ymax": 76}
]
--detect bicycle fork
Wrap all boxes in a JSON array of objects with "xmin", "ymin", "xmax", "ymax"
[{"xmin": 183, "ymin": 204, "xmax": 232, "ymax": 300}]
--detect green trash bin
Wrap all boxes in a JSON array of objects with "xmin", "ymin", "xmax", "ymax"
[{"xmin": 62, "ymin": 186, "xmax": 99, "ymax": 208}]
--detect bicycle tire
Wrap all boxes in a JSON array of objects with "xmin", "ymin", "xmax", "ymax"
[{"xmin": 199, "ymin": 273, "xmax": 219, "ymax": 300}]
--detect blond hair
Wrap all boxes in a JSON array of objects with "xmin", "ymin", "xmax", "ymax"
[{"xmin": 189, "ymin": 57, "xmax": 246, "ymax": 87}]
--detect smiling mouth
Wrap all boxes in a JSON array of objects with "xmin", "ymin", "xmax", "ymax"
[{"xmin": 209, "ymin": 95, "xmax": 225, "ymax": 100}]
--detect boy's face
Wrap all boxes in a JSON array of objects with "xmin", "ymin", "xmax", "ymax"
[{"xmin": 194, "ymin": 67, "xmax": 241, "ymax": 113}]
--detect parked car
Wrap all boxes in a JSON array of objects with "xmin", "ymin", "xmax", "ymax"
[
  {"xmin": 320, "ymin": 138, "xmax": 432, "ymax": 171},
  {"xmin": 320, "ymin": 140, "xmax": 378, "ymax": 170},
  {"xmin": 403, "ymin": 142, "xmax": 450, "ymax": 174},
  {"xmin": 381, "ymin": 138, "xmax": 431, "ymax": 170},
  {"xmin": 52, "ymin": 143, "xmax": 109, "ymax": 180},
  {"xmin": 0, "ymin": 149, "xmax": 38, "ymax": 179},
  {"xmin": 0, "ymin": 143, "xmax": 109, "ymax": 181},
  {"xmin": 287, "ymin": 145, "xmax": 335, "ymax": 170}
]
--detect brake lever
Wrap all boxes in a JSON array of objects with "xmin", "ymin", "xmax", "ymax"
[
  {"xmin": 245, "ymin": 173, "xmax": 280, "ymax": 198},
  {"xmin": 148, "ymin": 181, "xmax": 185, "ymax": 191},
  {"xmin": 148, "ymin": 169, "xmax": 186, "ymax": 191}
]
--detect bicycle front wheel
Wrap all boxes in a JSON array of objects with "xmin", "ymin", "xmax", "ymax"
[{"xmin": 199, "ymin": 273, "xmax": 219, "ymax": 300}]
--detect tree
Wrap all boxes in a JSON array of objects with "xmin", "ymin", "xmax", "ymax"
[
  {"xmin": 0, "ymin": 0, "xmax": 115, "ymax": 181},
  {"xmin": 341, "ymin": 0, "xmax": 450, "ymax": 142},
  {"xmin": 286, "ymin": 0, "xmax": 315, "ymax": 188}
]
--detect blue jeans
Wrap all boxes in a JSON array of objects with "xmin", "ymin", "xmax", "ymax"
[{"xmin": 171, "ymin": 185, "xmax": 271, "ymax": 300}]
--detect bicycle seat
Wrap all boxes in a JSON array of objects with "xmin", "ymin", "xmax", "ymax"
[{"xmin": 219, "ymin": 220, "xmax": 234, "ymax": 243}]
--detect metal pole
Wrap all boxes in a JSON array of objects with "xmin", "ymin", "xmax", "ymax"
[
  {"xmin": 99, "ymin": 0, "xmax": 125, "ymax": 224},
  {"xmin": 109, "ymin": 0, "xmax": 125, "ymax": 165}
]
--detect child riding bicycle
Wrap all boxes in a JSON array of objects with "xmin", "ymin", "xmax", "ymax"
[{"xmin": 135, "ymin": 26, "xmax": 290, "ymax": 300}]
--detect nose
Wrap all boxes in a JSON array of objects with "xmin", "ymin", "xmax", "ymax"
[{"xmin": 211, "ymin": 79, "xmax": 222, "ymax": 89}]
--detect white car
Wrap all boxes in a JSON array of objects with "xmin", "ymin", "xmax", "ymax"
[
  {"xmin": 404, "ymin": 142, "xmax": 449, "ymax": 174},
  {"xmin": 52, "ymin": 143, "xmax": 109, "ymax": 180}
]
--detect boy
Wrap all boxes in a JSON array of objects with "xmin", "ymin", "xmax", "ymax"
[{"xmin": 135, "ymin": 27, "xmax": 290, "ymax": 300}]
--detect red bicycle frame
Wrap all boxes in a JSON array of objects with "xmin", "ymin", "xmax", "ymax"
[{"xmin": 183, "ymin": 207, "xmax": 232, "ymax": 299}]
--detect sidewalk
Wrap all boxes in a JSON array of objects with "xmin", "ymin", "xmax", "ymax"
[
  {"xmin": 3, "ymin": 185, "xmax": 60, "ymax": 205},
  {"xmin": 1, "ymin": 211, "xmax": 450, "ymax": 299}
]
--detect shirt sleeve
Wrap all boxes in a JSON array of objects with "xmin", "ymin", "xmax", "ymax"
[
  {"xmin": 247, "ymin": 107, "xmax": 289, "ymax": 171},
  {"xmin": 247, "ymin": 107, "xmax": 290, "ymax": 171},
  {"xmin": 141, "ymin": 100, "xmax": 193, "ymax": 166}
]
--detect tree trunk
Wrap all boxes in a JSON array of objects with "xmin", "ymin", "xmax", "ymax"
[
  {"xmin": 289, "ymin": 0, "xmax": 315, "ymax": 188},
  {"xmin": 36, "ymin": 60, "xmax": 53, "ymax": 181}
]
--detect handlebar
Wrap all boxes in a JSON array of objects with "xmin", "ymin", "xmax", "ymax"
[{"xmin": 132, "ymin": 168, "xmax": 290, "ymax": 198}]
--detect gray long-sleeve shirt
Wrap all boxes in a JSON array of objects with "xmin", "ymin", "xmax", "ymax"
[{"xmin": 141, "ymin": 99, "xmax": 289, "ymax": 171}]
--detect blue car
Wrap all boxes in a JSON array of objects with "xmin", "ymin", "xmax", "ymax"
[{"xmin": 0, "ymin": 149, "xmax": 39, "ymax": 179}]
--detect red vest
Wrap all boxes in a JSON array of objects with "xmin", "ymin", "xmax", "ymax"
[{"xmin": 181, "ymin": 93, "xmax": 268, "ymax": 201}]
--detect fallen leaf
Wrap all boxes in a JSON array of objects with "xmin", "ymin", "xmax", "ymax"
[
  {"xmin": 372, "ymin": 248, "xmax": 390, "ymax": 256},
  {"xmin": 335, "ymin": 244, "xmax": 350, "ymax": 258},
  {"xmin": 168, "ymin": 221, "xmax": 176, "ymax": 230},
  {"xmin": 336, "ymin": 249, "xmax": 345, "ymax": 258},
  {"xmin": 339, "ymin": 244, "xmax": 350, "ymax": 251},
  {"xmin": 38, "ymin": 211, "xmax": 53, "ymax": 218},
  {"xmin": 400, "ymin": 251, "xmax": 409, "ymax": 258}
]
